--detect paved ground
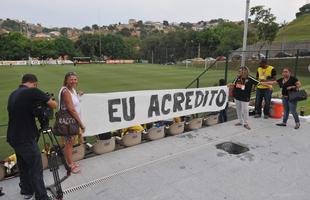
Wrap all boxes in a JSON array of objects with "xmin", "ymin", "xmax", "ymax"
[{"xmin": 1, "ymin": 117, "xmax": 310, "ymax": 200}]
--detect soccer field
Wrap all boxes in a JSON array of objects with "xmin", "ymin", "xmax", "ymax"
[{"xmin": 0, "ymin": 63, "xmax": 309, "ymax": 160}]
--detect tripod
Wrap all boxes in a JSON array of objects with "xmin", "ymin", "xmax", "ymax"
[{"xmin": 40, "ymin": 127, "xmax": 71, "ymax": 200}]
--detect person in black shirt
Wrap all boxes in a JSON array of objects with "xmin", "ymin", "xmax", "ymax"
[
  {"xmin": 230, "ymin": 67, "xmax": 259, "ymax": 130},
  {"xmin": 218, "ymin": 79, "xmax": 228, "ymax": 123},
  {"xmin": 7, "ymin": 74, "xmax": 57, "ymax": 200},
  {"xmin": 262, "ymin": 68, "xmax": 301, "ymax": 129}
]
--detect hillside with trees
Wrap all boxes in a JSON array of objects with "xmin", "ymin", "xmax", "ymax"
[{"xmin": 275, "ymin": 13, "xmax": 310, "ymax": 42}]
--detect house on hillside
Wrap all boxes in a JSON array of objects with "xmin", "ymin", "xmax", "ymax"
[
  {"xmin": 49, "ymin": 31, "xmax": 61, "ymax": 37},
  {"xmin": 34, "ymin": 33, "xmax": 50, "ymax": 39},
  {"xmin": 0, "ymin": 28, "xmax": 9, "ymax": 34}
]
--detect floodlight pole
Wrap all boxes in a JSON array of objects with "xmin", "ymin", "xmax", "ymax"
[{"xmin": 241, "ymin": 0, "xmax": 250, "ymax": 67}]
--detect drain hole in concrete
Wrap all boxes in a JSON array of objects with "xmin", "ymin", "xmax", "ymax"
[{"xmin": 216, "ymin": 142, "xmax": 249, "ymax": 155}]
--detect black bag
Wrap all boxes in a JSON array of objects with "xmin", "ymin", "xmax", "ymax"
[
  {"xmin": 53, "ymin": 87, "xmax": 80, "ymax": 136},
  {"xmin": 288, "ymin": 90, "xmax": 308, "ymax": 102},
  {"xmin": 53, "ymin": 109, "xmax": 79, "ymax": 136}
]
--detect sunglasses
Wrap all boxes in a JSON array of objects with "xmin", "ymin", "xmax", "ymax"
[{"xmin": 65, "ymin": 72, "xmax": 77, "ymax": 76}]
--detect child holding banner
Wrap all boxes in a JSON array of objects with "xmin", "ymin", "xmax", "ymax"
[{"xmin": 229, "ymin": 67, "xmax": 259, "ymax": 130}]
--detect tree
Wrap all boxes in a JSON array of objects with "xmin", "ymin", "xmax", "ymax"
[
  {"xmin": 82, "ymin": 26, "xmax": 92, "ymax": 31},
  {"xmin": 1, "ymin": 19, "xmax": 21, "ymax": 31},
  {"xmin": 119, "ymin": 28, "xmax": 131, "ymax": 37},
  {"xmin": 60, "ymin": 27, "xmax": 69, "ymax": 36},
  {"xmin": 30, "ymin": 39, "xmax": 57, "ymax": 59},
  {"xmin": 0, "ymin": 32, "xmax": 31, "ymax": 60},
  {"xmin": 180, "ymin": 22, "xmax": 193, "ymax": 29},
  {"xmin": 296, "ymin": 3, "xmax": 310, "ymax": 17},
  {"xmin": 75, "ymin": 34, "xmax": 96, "ymax": 57},
  {"xmin": 213, "ymin": 22, "xmax": 243, "ymax": 56},
  {"xmin": 54, "ymin": 36, "xmax": 76, "ymax": 58},
  {"xmin": 92, "ymin": 24, "xmax": 99, "ymax": 30},
  {"xmin": 250, "ymin": 6, "xmax": 279, "ymax": 50}
]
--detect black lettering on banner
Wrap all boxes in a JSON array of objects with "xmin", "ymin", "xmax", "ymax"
[
  {"xmin": 148, "ymin": 95, "xmax": 160, "ymax": 117},
  {"xmin": 108, "ymin": 99, "xmax": 121, "ymax": 122},
  {"xmin": 202, "ymin": 91, "xmax": 209, "ymax": 106},
  {"xmin": 209, "ymin": 90, "xmax": 218, "ymax": 106},
  {"xmin": 216, "ymin": 89, "xmax": 226, "ymax": 107},
  {"xmin": 194, "ymin": 91, "xmax": 204, "ymax": 108},
  {"xmin": 122, "ymin": 97, "xmax": 135, "ymax": 121},
  {"xmin": 185, "ymin": 91, "xmax": 194, "ymax": 110},
  {"xmin": 173, "ymin": 92, "xmax": 185, "ymax": 112},
  {"xmin": 161, "ymin": 94, "xmax": 171, "ymax": 115}
]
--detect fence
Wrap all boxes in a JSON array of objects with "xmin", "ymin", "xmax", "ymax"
[{"xmin": 185, "ymin": 48, "xmax": 310, "ymax": 89}]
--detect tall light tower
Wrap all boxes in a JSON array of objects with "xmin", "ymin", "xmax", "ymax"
[{"xmin": 241, "ymin": 0, "xmax": 250, "ymax": 67}]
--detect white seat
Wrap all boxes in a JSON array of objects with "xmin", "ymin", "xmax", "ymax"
[
  {"xmin": 203, "ymin": 114, "xmax": 219, "ymax": 126},
  {"xmin": 72, "ymin": 144, "xmax": 85, "ymax": 162},
  {"xmin": 0, "ymin": 164, "xmax": 5, "ymax": 181},
  {"xmin": 146, "ymin": 127, "xmax": 165, "ymax": 140},
  {"xmin": 168, "ymin": 122, "xmax": 185, "ymax": 135},
  {"xmin": 93, "ymin": 137, "xmax": 116, "ymax": 155},
  {"xmin": 121, "ymin": 132, "xmax": 142, "ymax": 147},
  {"xmin": 186, "ymin": 118, "xmax": 203, "ymax": 130},
  {"xmin": 41, "ymin": 153, "xmax": 49, "ymax": 170}
]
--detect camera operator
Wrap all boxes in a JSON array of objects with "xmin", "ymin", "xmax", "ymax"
[{"xmin": 7, "ymin": 74, "xmax": 57, "ymax": 200}]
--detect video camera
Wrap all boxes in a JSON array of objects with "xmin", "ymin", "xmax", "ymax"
[{"xmin": 33, "ymin": 92, "xmax": 54, "ymax": 129}]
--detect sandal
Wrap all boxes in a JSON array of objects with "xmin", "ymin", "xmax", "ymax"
[
  {"xmin": 73, "ymin": 162, "xmax": 80, "ymax": 167},
  {"xmin": 244, "ymin": 124, "xmax": 251, "ymax": 130},
  {"xmin": 70, "ymin": 164, "xmax": 81, "ymax": 174}
]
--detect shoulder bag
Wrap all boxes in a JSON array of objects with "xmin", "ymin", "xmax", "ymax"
[
  {"xmin": 288, "ymin": 89, "xmax": 308, "ymax": 102},
  {"xmin": 53, "ymin": 87, "xmax": 80, "ymax": 136}
]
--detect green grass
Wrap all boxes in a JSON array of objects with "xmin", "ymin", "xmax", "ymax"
[
  {"xmin": 0, "ymin": 63, "xmax": 309, "ymax": 160},
  {"xmin": 275, "ymin": 14, "xmax": 310, "ymax": 42}
]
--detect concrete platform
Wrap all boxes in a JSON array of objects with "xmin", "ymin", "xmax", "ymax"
[{"xmin": 1, "ymin": 117, "xmax": 310, "ymax": 200}]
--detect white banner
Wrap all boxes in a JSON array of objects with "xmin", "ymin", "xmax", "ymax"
[{"xmin": 80, "ymin": 86, "xmax": 228, "ymax": 136}]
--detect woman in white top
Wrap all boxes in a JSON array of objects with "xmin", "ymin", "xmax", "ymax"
[{"xmin": 60, "ymin": 72, "xmax": 85, "ymax": 173}]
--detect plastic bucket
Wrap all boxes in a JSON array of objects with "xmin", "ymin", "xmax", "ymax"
[{"xmin": 270, "ymin": 98, "xmax": 283, "ymax": 119}]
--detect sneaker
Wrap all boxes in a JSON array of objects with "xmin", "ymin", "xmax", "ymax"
[
  {"xmin": 294, "ymin": 123, "xmax": 300, "ymax": 129},
  {"xmin": 23, "ymin": 194, "xmax": 33, "ymax": 199},
  {"xmin": 244, "ymin": 124, "xmax": 251, "ymax": 130},
  {"xmin": 235, "ymin": 122, "xmax": 242, "ymax": 126},
  {"xmin": 254, "ymin": 114, "xmax": 261, "ymax": 118},
  {"xmin": 264, "ymin": 115, "xmax": 269, "ymax": 119},
  {"xmin": 276, "ymin": 123, "xmax": 286, "ymax": 127}
]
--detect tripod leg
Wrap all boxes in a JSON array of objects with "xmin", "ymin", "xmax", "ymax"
[
  {"xmin": 47, "ymin": 150, "xmax": 63, "ymax": 200},
  {"xmin": 51, "ymin": 134, "xmax": 71, "ymax": 175}
]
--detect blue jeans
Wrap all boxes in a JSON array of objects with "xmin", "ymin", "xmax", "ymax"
[
  {"xmin": 282, "ymin": 97, "xmax": 300, "ymax": 124},
  {"xmin": 10, "ymin": 140, "xmax": 49, "ymax": 200},
  {"xmin": 255, "ymin": 88, "xmax": 272, "ymax": 116}
]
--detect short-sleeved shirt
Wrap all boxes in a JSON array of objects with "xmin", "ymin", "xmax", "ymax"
[
  {"xmin": 7, "ymin": 85, "xmax": 50, "ymax": 145},
  {"xmin": 277, "ymin": 76, "xmax": 298, "ymax": 96},
  {"xmin": 233, "ymin": 76, "xmax": 259, "ymax": 102}
]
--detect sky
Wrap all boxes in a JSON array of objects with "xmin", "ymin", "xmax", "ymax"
[{"xmin": 0, "ymin": 0, "xmax": 308, "ymax": 28}]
